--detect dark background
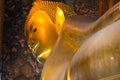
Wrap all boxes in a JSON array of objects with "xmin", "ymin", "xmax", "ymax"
[{"xmin": 1, "ymin": 0, "xmax": 119, "ymax": 80}]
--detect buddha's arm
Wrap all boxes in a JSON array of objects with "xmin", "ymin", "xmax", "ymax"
[
  {"xmin": 68, "ymin": 20, "xmax": 120, "ymax": 80},
  {"xmin": 91, "ymin": 1, "xmax": 120, "ymax": 33},
  {"xmin": 62, "ymin": 1, "xmax": 120, "ymax": 41}
]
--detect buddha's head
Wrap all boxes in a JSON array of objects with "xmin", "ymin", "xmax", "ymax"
[
  {"xmin": 24, "ymin": 1, "xmax": 76, "ymax": 63},
  {"xmin": 25, "ymin": 7, "xmax": 65, "ymax": 63}
]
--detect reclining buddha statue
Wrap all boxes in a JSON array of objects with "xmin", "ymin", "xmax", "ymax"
[{"xmin": 25, "ymin": 0, "xmax": 120, "ymax": 80}]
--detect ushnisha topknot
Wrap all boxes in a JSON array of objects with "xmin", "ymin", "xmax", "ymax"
[{"xmin": 25, "ymin": 1, "xmax": 76, "ymax": 25}]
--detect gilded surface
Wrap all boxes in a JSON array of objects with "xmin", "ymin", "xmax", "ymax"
[
  {"xmin": 25, "ymin": 1, "xmax": 76, "ymax": 63},
  {"xmin": 24, "ymin": 1, "xmax": 120, "ymax": 80},
  {"xmin": 40, "ymin": 1, "xmax": 120, "ymax": 80}
]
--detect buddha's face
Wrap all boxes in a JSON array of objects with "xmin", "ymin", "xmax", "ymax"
[{"xmin": 25, "ymin": 11, "xmax": 58, "ymax": 63}]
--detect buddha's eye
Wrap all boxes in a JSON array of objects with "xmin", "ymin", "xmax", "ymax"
[{"xmin": 33, "ymin": 28, "xmax": 37, "ymax": 32}]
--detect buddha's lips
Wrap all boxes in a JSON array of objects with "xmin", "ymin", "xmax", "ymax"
[{"xmin": 32, "ymin": 43, "xmax": 39, "ymax": 57}]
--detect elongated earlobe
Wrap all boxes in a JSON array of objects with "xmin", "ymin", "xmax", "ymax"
[{"xmin": 55, "ymin": 7, "xmax": 65, "ymax": 34}]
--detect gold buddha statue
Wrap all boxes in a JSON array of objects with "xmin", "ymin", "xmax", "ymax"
[{"xmin": 25, "ymin": 1, "xmax": 120, "ymax": 80}]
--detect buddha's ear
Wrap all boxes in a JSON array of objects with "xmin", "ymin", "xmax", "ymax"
[{"xmin": 55, "ymin": 7, "xmax": 65, "ymax": 33}]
